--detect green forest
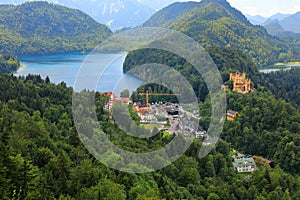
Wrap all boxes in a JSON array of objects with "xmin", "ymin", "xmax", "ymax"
[
  {"xmin": 143, "ymin": 0, "xmax": 300, "ymax": 67},
  {"xmin": 0, "ymin": 43, "xmax": 299, "ymax": 199},
  {"xmin": 0, "ymin": 2, "xmax": 112, "ymax": 56},
  {"xmin": 0, "ymin": 53, "xmax": 20, "ymax": 73},
  {"xmin": 0, "ymin": 0, "xmax": 299, "ymax": 199},
  {"xmin": 0, "ymin": 72, "xmax": 299, "ymax": 199}
]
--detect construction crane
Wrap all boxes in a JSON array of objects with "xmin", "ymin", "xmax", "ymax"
[{"xmin": 139, "ymin": 91, "xmax": 181, "ymax": 108}]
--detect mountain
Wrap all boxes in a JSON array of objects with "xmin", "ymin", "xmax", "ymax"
[
  {"xmin": 144, "ymin": 1, "xmax": 198, "ymax": 27},
  {"xmin": 245, "ymin": 14, "xmax": 267, "ymax": 25},
  {"xmin": 263, "ymin": 12, "xmax": 300, "ymax": 37},
  {"xmin": 0, "ymin": 1, "xmax": 112, "ymax": 56},
  {"xmin": 145, "ymin": 0, "xmax": 252, "ymax": 27},
  {"xmin": 0, "ymin": 0, "xmax": 156, "ymax": 31},
  {"xmin": 268, "ymin": 13, "xmax": 291, "ymax": 21},
  {"xmin": 143, "ymin": 0, "xmax": 291, "ymax": 66},
  {"xmin": 137, "ymin": 0, "xmax": 185, "ymax": 11},
  {"xmin": 280, "ymin": 12, "xmax": 300, "ymax": 33},
  {"xmin": 263, "ymin": 19, "xmax": 285, "ymax": 36}
]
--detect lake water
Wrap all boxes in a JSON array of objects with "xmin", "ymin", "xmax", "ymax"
[
  {"xmin": 259, "ymin": 69, "xmax": 282, "ymax": 73},
  {"xmin": 14, "ymin": 54, "xmax": 143, "ymax": 96}
]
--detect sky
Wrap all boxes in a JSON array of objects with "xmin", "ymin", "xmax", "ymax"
[
  {"xmin": 226, "ymin": 0, "xmax": 300, "ymax": 17},
  {"xmin": 1, "ymin": 0, "xmax": 300, "ymax": 17},
  {"xmin": 163, "ymin": 0, "xmax": 300, "ymax": 17}
]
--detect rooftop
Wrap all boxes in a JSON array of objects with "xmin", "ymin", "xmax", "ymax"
[{"xmin": 233, "ymin": 158, "xmax": 256, "ymax": 167}]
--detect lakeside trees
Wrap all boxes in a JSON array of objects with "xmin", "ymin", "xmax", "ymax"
[{"xmin": 0, "ymin": 54, "xmax": 20, "ymax": 73}]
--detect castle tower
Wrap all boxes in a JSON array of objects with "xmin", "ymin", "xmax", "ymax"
[{"xmin": 230, "ymin": 72, "xmax": 251, "ymax": 94}]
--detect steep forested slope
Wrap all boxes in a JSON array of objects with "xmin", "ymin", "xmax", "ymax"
[
  {"xmin": 143, "ymin": 0, "xmax": 295, "ymax": 66},
  {"xmin": 0, "ymin": 1, "xmax": 112, "ymax": 55}
]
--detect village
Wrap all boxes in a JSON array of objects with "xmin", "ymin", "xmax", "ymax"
[
  {"xmin": 100, "ymin": 71, "xmax": 274, "ymax": 174},
  {"xmin": 100, "ymin": 91, "xmax": 205, "ymax": 139}
]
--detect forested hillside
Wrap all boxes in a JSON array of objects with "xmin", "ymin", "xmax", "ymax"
[
  {"xmin": 0, "ymin": 2, "xmax": 112, "ymax": 56},
  {"xmin": 0, "ymin": 74, "xmax": 299, "ymax": 199},
  {"xmin": 0, "ymin": 54, "xmax": 20, "ymax": 73},
  {"xmin": 124, "ymin": 46, "xmax": 258, "ymax": 102},
  {"xmin": 259, "ymin": 68, "xmax": 300, "ymax": 107},
  {"xmin": 143, "ymin": 0, "xmax": 298, "ymax": 66}
]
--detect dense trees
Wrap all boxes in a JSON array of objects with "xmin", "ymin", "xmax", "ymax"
[
  {"xmin": 258, "ymin": 68, "xmax": 300, "ymax": 107},
  {"xmin": 0, "ymin": 2, "xmax": 112, "ymax": 56},
  {"xmin": 0, "ymin": 54, "xmax": 20, "ymax": 73},
  {"xmin": 0, "ymin": 73, "xmax": 299, "ymax": 199}
]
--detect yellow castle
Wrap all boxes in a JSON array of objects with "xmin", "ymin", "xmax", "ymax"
[{"xmin": 230, "ymin": 72, "xmax": 251, "ymax": 94}]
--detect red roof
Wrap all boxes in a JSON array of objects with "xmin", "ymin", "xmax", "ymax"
[
  {"xmin": 119, "ymin": 98, "xmax": 132, "ymax": 104},
  {"xmin": 252, "ymin": 156, "xmax": 274, "ymax": 164},
  {"xmin": 100, "ymin": 92, "xmax": 117, "ymax": 100}
]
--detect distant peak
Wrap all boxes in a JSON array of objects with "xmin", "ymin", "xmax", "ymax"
[
  {"xmin": 200, "ymin": 0, "xmax": 231, "ymax": 8},
  {"xmin": 202, "ymin": 0, "xmax": 228, "ymax": 4}
]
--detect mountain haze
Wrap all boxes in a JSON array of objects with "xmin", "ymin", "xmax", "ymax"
[
  {"xmin": 0, "ymin": 1, "xmax": 112, "ymax": 56},
  {"xmin": 263, "ymin": 12, "xmax": 300, "ymax": 38},
  {"xmin": 280, "ymin": 12, "xmax": 300, "ymax": 33},
  {"xmin": 245, "ymin": 14, "xmax": 267, "ymax": 25},
  {"xmin": 0, "ymin": 0, "xmax": 156, "ymax": 31}
]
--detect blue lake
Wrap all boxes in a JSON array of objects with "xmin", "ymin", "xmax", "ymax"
[{"xmin": 14, "ymin": 54, "xmax": 143, "ymax": 96}]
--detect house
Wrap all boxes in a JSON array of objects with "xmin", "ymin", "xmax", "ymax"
[
  {"xmin": 233, "ymin": 158, "xmax": 257, "ymax": 173},
  {"xmin": 100, "ymin": 92, "xmax": 117, "ymax": 101},
  {"xmin": 227, "ymin": 110, "xmax": 239, "ymax": 121},
  {"xmin": 119, "ymin": 98, "xmax": 132, "ymax": 104},
  {"xmin": 230, "ymin": 72, "xmax": 251, "ymax": 94}
]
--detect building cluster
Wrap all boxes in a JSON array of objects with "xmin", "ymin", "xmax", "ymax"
[
  {"xmin": 100, "ymin": 91, "xmax": 206, "ymax": 139},
  {"xmin": 100, "ymin": 92, "xmax": 132, "ymax": 111}
]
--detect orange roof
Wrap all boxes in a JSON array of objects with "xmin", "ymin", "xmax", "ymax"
[
  {"xmin": 108, "ymin": 100, "xmax": 115, "ymax": 106},
  {"xmin": 119, "ymin": 98, "xmax": 132, "ymax": 104},
  {"xmin": 99, "ymin": 92, "xmax": 117, "ymax": 99},
  {"xmin": 133, "ymin": 106, "xmax": 140, "ymax": 111},
  {"xmin": 139, "ymin": 107, "xmax": 149, "ymax": 115}
]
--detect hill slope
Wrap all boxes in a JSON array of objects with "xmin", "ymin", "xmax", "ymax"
[
  {"xmin": 0, "ymin": 1, "xmax": 112, "ymax": 56},
  {"xmin": 143, "ymin": 0, "xmax": 293, "ymax": 66}
]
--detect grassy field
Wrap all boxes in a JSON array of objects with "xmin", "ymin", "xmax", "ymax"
[
  {"xmin": 141, "ymin": 124, "xmax": 161, "ymax": 130},
  {"xmin": 261, "ymin": 62, "xmax": 300, "ymax": 70}
]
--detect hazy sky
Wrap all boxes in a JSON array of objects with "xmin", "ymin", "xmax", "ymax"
[
  {"xmin": 168, "ymin": 0, "xmax": 300, "ymax": 17},
  {"xmin": 227, "ymin": 0, "xmax": 300, "ymax": 17},
  {"xmin": 1, "ymin": 0, "xmax": 300, "ymax": 17}
]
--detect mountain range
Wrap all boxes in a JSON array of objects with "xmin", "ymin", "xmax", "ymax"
[
  {"xmin": 245, "ymin": 14, "xmax": 267, "ymax": 25},
  {"xmin": 143, "ymin": 0, "xmax": 293, "ymax": 66},
  {"xmin": 0, "ymin": 1, "xmax": 112, "ymax": 55},
  {"xmin": 0, "ymin": 0, "xmax": 156, "ymax": 31},
  {"xmin": 246, "ymin": 12, "xmax": 300, "ymax": 38},
  {"xmin": 0, "ymin": 0, "xmax": 299, "ymax": 64},
  {"xmin": 245, "ymin": 13, "xmax": 292, "ymax": 26},
  {"xmin": 136, "ymin": 0, "xmax": 186, "ymax": 11}
]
